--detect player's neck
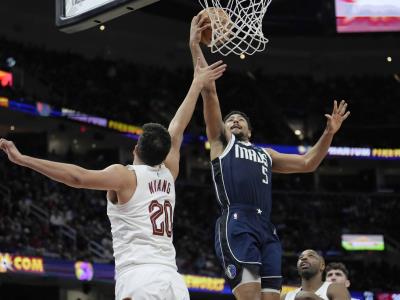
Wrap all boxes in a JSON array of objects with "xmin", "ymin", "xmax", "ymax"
[
  {"xmin": 237, "ymin": 137, "xmax": 250, "ymax": 143},
  {"xmin": 132, "ymin": 156, "xmax": 145, "ymax": 165},
  {"xmin": 232, "ymin": 132, "xmax": 250, "ymax": 143},
  {"xmin": 301, "ymin": 275, "xmax": 324, "ymax": 292}
]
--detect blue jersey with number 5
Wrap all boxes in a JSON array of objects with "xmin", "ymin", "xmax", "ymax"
[{"xmin": 211, "ymin": 134, "xmax": 273, "ymax": 216}]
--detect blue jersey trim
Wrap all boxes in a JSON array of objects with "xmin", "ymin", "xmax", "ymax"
[
  {"xmin": 219, "ymin": 158, "xmax": 231, "ymax": 206},
  {"xmin": 261, "ymin": 148, "xmax": 273, "ymax": 168},
  {"xmin": 220, "ymin": 134, "xmax": 235, "ymax": 159},
  {"xmin": 211, "ymin": 163, "xmax": 224, "ymax": 207}
]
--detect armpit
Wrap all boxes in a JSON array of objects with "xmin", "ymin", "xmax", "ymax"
[{"xmin": 107, "ymin": 190, "xmax": 118, "ymax": 204}]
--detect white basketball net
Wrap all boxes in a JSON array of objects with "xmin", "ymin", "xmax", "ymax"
[{"xmin": 199, "ymin": 0, "xmax": 273, "ymax": 56}]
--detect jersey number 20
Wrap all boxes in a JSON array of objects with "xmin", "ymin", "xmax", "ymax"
[{"xmin": 149, "ymin": 200, "xmax": 173, "ymax": 237}]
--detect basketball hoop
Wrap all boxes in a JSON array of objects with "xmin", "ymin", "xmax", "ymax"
[{"xmin": 198, "ymin": 0, "xmax": 273, "ymax": 56}]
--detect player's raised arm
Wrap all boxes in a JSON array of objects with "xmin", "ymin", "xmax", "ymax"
[
  {"xmin": 189, "ymin": 15, "xmax": 212, "ymax": 84},
  {"xmin": 165, "ymin": 58, "xmax": 226, "ymax": 180},
  {"xmin": 267, "ymin": 100, "xmax": 350, "ymax": 174},
  {"xmin": 189, "ymin": 15, "xmax": 227, "ymax": 159},
  {"xmin": 0, "ymin": 138, "xmax": 133, "ymax": 192}
]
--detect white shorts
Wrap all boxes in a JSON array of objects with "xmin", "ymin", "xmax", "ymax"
[{"xmin": 115, "ymin": 264, "xmax": 190, "ymax": 300}]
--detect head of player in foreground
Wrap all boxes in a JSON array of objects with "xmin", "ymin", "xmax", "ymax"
[
  {"xmin": 297, "ymin": 249, "xmax": 326, "ymax": 280},
  {"xmin": 134, "ymin": 123, "xmax": 171, "ymax": 166}
]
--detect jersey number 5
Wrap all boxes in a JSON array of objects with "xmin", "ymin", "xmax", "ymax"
[
  {"xmin": 149, "ymin": 200, "xmax": 173, "ymax": 237},
  {"xmin": 262, "ymin": 165, "xmax": 269, "ymax": 184}
]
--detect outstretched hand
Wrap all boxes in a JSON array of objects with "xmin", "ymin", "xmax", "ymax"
[
  {"xmin": 190, "ymin": 14, "xmax": 211, "ymax": 45},
  {"xmin": 0, "ymin": 138, "xmax": 24, "ymax": 165},
  {"xmin": 194, "ymin": 57, "xmax": 226, "ymax": 87},
  {"xmin": 325, "ymin": 100, "xmax": 350, "ymax": 135}
]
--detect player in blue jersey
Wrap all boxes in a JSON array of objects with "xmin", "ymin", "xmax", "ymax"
[{"xmin": 189, "ymin": 15, "xmax": 350, "ymax": 300}]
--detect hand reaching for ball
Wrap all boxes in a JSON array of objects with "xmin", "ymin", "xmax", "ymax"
[
  {"xmin": 193, "ymin": 58, "xmax": 227, "ymax": 88},
  {"xmin": 190, "ymin": 8, "xmax": 233, "ymax": 46},
  {"xmin": 190, "ymin": 14, "xmax": 212, "ymax": 46}
]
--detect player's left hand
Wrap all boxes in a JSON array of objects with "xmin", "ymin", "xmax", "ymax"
[
  {"xmin": 0, "ymin": 138, "xmax": 24, "ymax": 165},
  {"xmin": 194, "ymin": 57, "xmax": 226, "ymax": 87},
  {"xmin": 325, "ymin": 100, "xmax": 350, "ymax": 135}
]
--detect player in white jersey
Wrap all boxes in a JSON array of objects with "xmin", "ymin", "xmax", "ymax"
[
  {"xmin": 325, "ymin": 262, "xmax": 351, "ymax": 288},
  {"xmin": 325, "ymin": 262, "xmax": 359, "ymax": 300},
  {"xmin": 0, "ymin": 57, "xmax": 227, "ymax": 300},
  {"xmin": 281, "ymin": 250, "xmax": 350, "ymax": 300}
]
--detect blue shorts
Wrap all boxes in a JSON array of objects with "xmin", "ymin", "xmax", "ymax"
[{"xmin": 214, "ymin": 204, "xmax": 282, "ymax": 291}]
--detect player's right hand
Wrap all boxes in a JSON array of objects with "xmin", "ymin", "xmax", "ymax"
[
  {"xmin": 324, "ymin": 100, "xmax": 350, "ymax": 135},
  {"xmin": 194, "ymin": 58, "xmax": 226, "ymax": 87},
  {"xmin": 190, "ymin": 14, "xmax": 211, "ymax": 45},
  {"xmin": 0, "ymin": 138, "xmax": 24, "ymax": 165}
]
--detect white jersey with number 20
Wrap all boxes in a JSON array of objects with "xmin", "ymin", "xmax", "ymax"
[{"xmin": 107, "ymin": 164, "xmax": 176, "ymax": 279}]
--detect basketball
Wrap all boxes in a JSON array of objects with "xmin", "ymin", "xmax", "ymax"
[{"xmin": 198, "ymin": 8, "xmax": 233, "ymax": 46}]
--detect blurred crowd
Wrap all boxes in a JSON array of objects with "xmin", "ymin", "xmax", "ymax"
[
  {"xmin": 0, "ymin": 160, "xmax": 112, "ymax": 261},
  {"xmin": 1, "ymin": 38, "xmax": 400, "ymax": 147}
]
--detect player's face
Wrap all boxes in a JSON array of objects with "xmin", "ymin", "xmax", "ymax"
[
  {"xmin": 224, "ymin": 114, "xmax": 251, "ymax": 141},
  {"xmin": 297, "ymin": 250, "xmax": 324, "ymax": 280},
  {"xmin": 326, "ymin": 269, "xmax": 350, "ymax": 287}
]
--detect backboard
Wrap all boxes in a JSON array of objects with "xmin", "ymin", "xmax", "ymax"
[{"xmin": 56, "ymin": 0, "xmax": 160, "ymax": 33}]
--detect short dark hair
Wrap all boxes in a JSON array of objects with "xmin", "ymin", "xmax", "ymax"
[
  {"xmin": 223, "ymin": 111, "xmax": 252, "ymax": 131},
  {"xmin": 300, "ymin": 249, "xmax": 325, "ymax": 265},
  {"xmin": 325, "ymin": 262, "xmax": 349, "ymax": 279},
  {"xmin": 136, "ymin": 123, "xmax": 171, "ymax": 166}
]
